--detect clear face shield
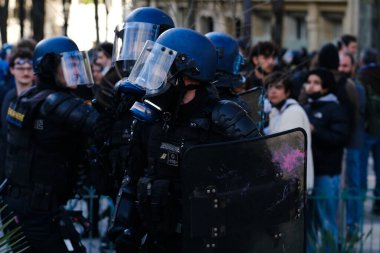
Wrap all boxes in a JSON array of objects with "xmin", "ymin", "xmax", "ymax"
[
  {"xmin": 60, "ymin": 51, "xmax": 94, "ymax": 87},
  {"xmin": 112, "ymin": 22, "xmax": 160, "ymax": 76},
  {"xmin": 127, "ymin": 40, "xmax": 178, "ymax": 96}
]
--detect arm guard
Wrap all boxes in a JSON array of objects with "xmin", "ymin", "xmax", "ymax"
[
  {"xmin": 212, "ymin": 100, "xmax": 260, "ymax": 139},
  {"xmin": 40, "ymin": 92, "xmax": 99, "ymax": 134}
]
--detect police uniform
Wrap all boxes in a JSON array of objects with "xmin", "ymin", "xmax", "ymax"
[
  {"xmin": 2, "ymin": 86, "xmax": 98, "ymax": 253},
  {"xmin": 125, "ymin": 84, "xmax": 258, "ymax": 253},
  {"xmin": 1, "ymin": 36, "xmax": 99, "ymax": 253}
]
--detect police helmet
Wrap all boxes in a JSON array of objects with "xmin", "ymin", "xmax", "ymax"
[
  {"xmin": 33, "ymin": 36, "xmax": 79, "ymax": 74},
  {"xmin": 205, "ymin": 32, "xmax": 244, "ymax": 76},
  {"xmin": 156, "ymin": 28, "xmax": 217, "ymax": 82},
  {"xmin": 33, "ymin": 36, "xmax": 94, "ymax": 87},
  {"xmin": 113, "ymin": 7, "xmax": 175, "ymax": 77}
]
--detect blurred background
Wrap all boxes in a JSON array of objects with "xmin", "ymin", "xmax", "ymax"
[{"xmin": 0, "ymin": 0, "xmax": 379, "ymax": 52}]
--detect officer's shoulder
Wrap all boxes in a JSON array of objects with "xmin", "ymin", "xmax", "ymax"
[
  {"xmin": 41, "ymin": 91, "xmax": 77, "ymax": 115},
  {"xmin": 211, "ymin": 99, "xmax": 259, "ymax": 139},
  {"xmin": 211, "ymin": 100, "xmax": 247, "ymax": 121}
]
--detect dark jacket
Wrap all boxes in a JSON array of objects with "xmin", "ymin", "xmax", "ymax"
[
  {"xmin": 0, "ymin": 88, "xmax": 17, "ymax": 179},
  {"xmin": 304, "ymin": 93, "xmax": 349, "ymax": 176}
]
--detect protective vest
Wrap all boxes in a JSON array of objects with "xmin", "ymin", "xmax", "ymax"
[{"xmin": 5, "ymin": 86, "xmax": 96, "ymax": 204}]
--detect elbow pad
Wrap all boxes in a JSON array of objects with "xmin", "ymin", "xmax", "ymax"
[
  {"xmin": 212, "ymin": 100, "xmax": 260, "ymax": 139},
  {"xmin": 40, "ymin": 92, "xmax": 98, "ymax": 134}
]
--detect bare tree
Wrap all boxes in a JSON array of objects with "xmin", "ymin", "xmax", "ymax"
[
  {"xmin": 271, "ymin": 0, "xmax": 284, "ymax": 48},
  {"xmin": 243, "ymin": 0, "xmax": 252, "ymax": 40},
  {"xmin": 31, "ymin": 0, "xmax": 45, "ymax": 42},
  {"xmin": 19, "ymin": 0, "xmax": 26, "ymax": 38},
  {"xmin": 62, "ymin": 0, "xmax": 71, "ymax": 36},
  {"xmin": 0, "ymin": 0, "xmax": 10, "ymax": 44}
]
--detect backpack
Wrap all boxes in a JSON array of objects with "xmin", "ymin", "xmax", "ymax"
[{"xmin": 365, "ymin": 86, "xmax": 380, "ymax": 135}]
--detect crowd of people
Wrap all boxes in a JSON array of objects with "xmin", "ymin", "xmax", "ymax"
[{"xmin": 0, "ymin": 6, "xmax": 379, "ymax": 253}]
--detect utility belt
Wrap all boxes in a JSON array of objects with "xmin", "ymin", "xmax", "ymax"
[
  {"xmin": 136, "ymin": 177, "xmax": 182, "ymax": 234},
  {"xmin": 6, "ymin": 183, "xmax": 59, "ymax": 211}
]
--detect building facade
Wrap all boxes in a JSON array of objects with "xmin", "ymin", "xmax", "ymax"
[{"xmin": 3, "ymin": 0, "xmax": 359, "ymax": 51}]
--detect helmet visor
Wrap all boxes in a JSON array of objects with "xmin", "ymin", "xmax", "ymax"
[
  {"xmin": 61, "ymin": 50, "xmax": 94, "ymax": 87},
  {"xmin": 128, "ymin": 40, "xmax": 177, "ymax": 95},
  {"xmin": 112, "ymin": 22, "xmax": 160, "ymax": 64}
]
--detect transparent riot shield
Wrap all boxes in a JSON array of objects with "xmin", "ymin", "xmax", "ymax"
[
  {"xmin": 182, "ymin": 128, "xmax": 306, "ymax": 253},
  {"xmin": 238, "ymin": 87, "xmax": 264, "ymax": 127}
]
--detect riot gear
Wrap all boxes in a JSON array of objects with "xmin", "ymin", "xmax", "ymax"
[
  {"xmin": 181, "ymin": 129, "xmax": 306, "ymax": 253},
  {"xmin": 112, "ymin": 7, "xmax": 175, "ymax": 77},
  {"xmin": 103, "ymin": 8, "xmax": 176, "ymax": 253},
  {"xmin": 127, "ymin": 28, "xmax": 218, "ymax": 124},
  {"xmin": 3, "ymin": 36, "xmax": 100, "ymax": 253},
  {"xmin": 33, "ymin": 36, "xmax": 94, "ymax": 88},
  {"xmin": 121, "ymin": 28, "xmax": 262, "ymax": 253}
]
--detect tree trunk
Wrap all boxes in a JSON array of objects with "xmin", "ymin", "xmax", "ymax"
[
  {"xmin": 62, "ymin": 0, "xmax": 71, "ymax": 36},
  {"xmin": 31, "ymin": 0, "xmax": 45, "ymax": 42},
  {"xmin": 271, "ymin": 0, "xmax": 284, "ymax": 48},
  {"xmin": 0, "ymin": 0, "xmax": 10, "ymax": 44},
  {"xmin": 184, "ymin": 0, "xmax": 195, "ymax": 29},
  {"xmin": 19, "ymin": 0, "xmax": 26, "ymax": 38},
  {"xmin": 94, "ymin": 0, "xmax": 99, "ymax": 44},
  {"xmin": 243, "ymin": 0, "xmax": 252, "ymax": 40}
]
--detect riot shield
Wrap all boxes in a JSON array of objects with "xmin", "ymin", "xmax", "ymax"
[
  {"xmin": 182, "ymin": 128, "xmax": 306, "ymax": 253},
  {"xmin": 238, "ymin": 87, "xmax": 264, "ymax": 124}
]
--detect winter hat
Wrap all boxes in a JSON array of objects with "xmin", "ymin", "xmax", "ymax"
[
  {"xmin": 318, "ymin": 43, "xmax": 339, "ymax": 70},
  {"xmin": 307, "ymin": 68, "xmax": 336, "ymax": 91}
]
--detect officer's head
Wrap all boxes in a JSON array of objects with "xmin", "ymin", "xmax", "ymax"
[
  {"xmin": 33, "ymin": 36, "xmax": 94, "ymax": 89},
  {"xmin": 205, "ymin": 32, "xmax": 245, "ymax": 91},
  {"xmin": 113, "ymin": 7, "xmax": 175, "ymax": 77},
  {"xmin": 128, "ymin": 28, "xmax": 217, "ymax": 122},
  {"xmin": 129, "ymin": 28, "xmax": 216, "ymax": 96}
]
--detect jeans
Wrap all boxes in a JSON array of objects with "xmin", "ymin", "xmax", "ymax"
[
  {"xmin": 360, "ymin": 133, "xmax": 380, "ymax": 197},
  {"xmin": 307, "ymin": 175, "xmax": 340, "ymax": 253},
  {"xmin": 345, "ymin": 148, "xmax": 365, "ymax": 230}
]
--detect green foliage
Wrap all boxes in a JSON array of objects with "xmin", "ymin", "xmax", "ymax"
[
  {"xmin": 79, "ymin": 0, "xmax": 94, "ymax": 4},
  {"xmin": 0, "ymin": 202, "xmax": 29, "ymax": 253},
  {"xmin": 307, "ymin": 225, "xmax": 372, "ymax": 253}
]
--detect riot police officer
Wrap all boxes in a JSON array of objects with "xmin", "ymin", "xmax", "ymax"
[
  {"xmin": 123, "ymin": 28, "xmax": 259, "ymax": 253},
  {"xmin": 2, "ymin": 36, "xmax": 100, "ymax": 253},
  {"xmin": 92, "ymin": 7, "xmax": 175, "ymax": 252},
  {"xmin": 205, "ymin": 32, "xmax": 263, "ymax": 124},
  {"xmin": 205, "ymin": 32, "xmax": 246, "ymax": 98}
]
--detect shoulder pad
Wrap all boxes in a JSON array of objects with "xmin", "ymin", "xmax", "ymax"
[
  {"xmin": 212, "ymin": 100, "xmax": 259, "ymax": 139},
  {"xmin": 40, "ymin": 92, "xmax": 98, "ymax": 134},
  {"xmin": 40, "ymin": 92, "xmax": 73, "ymax": 116}
]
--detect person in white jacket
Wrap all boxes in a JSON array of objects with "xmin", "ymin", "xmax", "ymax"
[{"xmin": 264, "ymin": 71, "xmax": 314, "ymax": 190}]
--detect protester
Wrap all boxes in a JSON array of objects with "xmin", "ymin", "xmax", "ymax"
[
  {"xmin": 304, "ymin": 68, "xmax": 349, "ymax": 252},
  {"xmin": 339, "ymin": 51, "xmax": 367, "ymax": 238},
  {"xmin": 265, "ymin": 71, "xmax": 314, "ymax": 190}
]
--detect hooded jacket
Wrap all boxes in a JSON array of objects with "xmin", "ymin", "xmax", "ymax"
[
  {"xmin": 304, "ymin": 93, "xmax": 349, "ymax": 176},
  {"xmin": 268, "ymin": 98, "xmax": 314, "ymax": 190}
]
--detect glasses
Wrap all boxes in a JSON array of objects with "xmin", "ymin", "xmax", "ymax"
[
  {"xmin": 14, "ymin": 59, "xmax": 33, "ymax": 65},
  {"xmin": 14, "ymin": 67, "xmax": 33, "ymax": 72}
]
